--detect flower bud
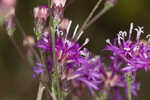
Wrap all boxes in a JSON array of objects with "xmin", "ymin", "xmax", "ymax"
[
  {"xmin": 51, "ymin": 0, "xmax": 67, "ymax": 8},
  {"xmin": 4, "ymin": 8, "xmax": 16, "ymax": 36},
  {"xmin": 0, "ymin": 0, "xmax": 16, "ymax": 36},
  {"xmin": 58, "ymin": 18, "xmax": 70, "ymax": 30},
  {"xmin": 1, "ymin": 0, "xmax": 16, "ymax": 8},
  {"xmin": 33, "ymin": 6, "xmax": 50, "ymax": 39},
  {"xmin": 33, "ymin": 5, "xmax": 50, "ymax": 22},
  {"xmin": 107, "ymin": 0, "xmax": 117, "ymax": 6},
  {"xmin": 51, "ymin": 0, "xmax": 67, "ymax": 22},
  {"xmin": 23, "ymin": 36, "xmax": 35, "ymax": 46}
]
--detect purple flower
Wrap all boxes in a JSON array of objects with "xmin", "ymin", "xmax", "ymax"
[
  {"xmin": 67, "ymin": 55, "xmax": 102, "ymax": 95},
  {"xmin": 35, "ymin": 21, "xmax": 91, "ymax": 80},
  {"xmin": 98, "ymin": 57, "xmax": 140, "ymax": 100},
  {"xmin": 105, "ymin": 23, "xmax": 150, "ymax": 72},
  {"xmin": 37, "ymin": 21, "xmax": 89, "ymax": 67}
]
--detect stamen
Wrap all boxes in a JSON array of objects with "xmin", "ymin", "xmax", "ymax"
[
  {"xmin": 72, "ymin": 24, "xmax": 79, "ymax": 39},
  {"xmin": 117, "ymin": 31, "xmax": 127, "ymax": 45},
  {"xmin": 129, "ymin": 22, "xmax": 134, "ymax": 40},
  {"xmin": 76, "ymin": 31, "xmax": 84, "ymax": 41},
  {"xmin": 79, "ymin": 38, "xmax": 89, "ymax": 49},
  {"xmin": 117, "ymin": 32, "xmax": 122, "ymax": 45},
  {"xmin": 146, "ymin": 34, "xmax": 150, "ymax": 42},
  {"xmin": 135, "ymin": 26, "xmax": 144, "ymax": 41},
  {"xmin": 106, "ymin": 39, "xmax": 111, "ymax": 45},
  {"xmin": 66, "ymin": 20, "xmax": 72, "ymax": 38}
]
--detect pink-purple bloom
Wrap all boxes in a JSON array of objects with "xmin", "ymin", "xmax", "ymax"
[{"xmin": 105, "ymin": 23, "xmax": 150, "ymax": 72}]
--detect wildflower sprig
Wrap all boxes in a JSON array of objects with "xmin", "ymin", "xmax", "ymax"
[{"xmin": 2, "ymin": 0, "xmax": 150, "ymax": 100}]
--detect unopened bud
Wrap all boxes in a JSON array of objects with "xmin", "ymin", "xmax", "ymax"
[
  {"xmin": 23, "ymin": 36, "xmax": 35, "ymax": 46},
  {"xmin": 0, "ymin": 0, "xmax": 16, "ymax": 34},
  {"xmin": 1, "ymin": 0, "xmax": 16, "ymax": 8},
  {"xmin": 51, "ymin": 0, "xmax": 67, "ymax": 8},
  {"xmin": 51, "ymin": 0, "xmax": 67, "ymax": 22},
  {"xmin": 33, "ymin": 5, "xmax": 50, "ymax": 22},
  {"xmin": 107, "ymin": 0, "xmax": 117, "ymax": 6},
  {"xmin": 33, "ymin": 6, "xmax": 50, "ymax": 38},
  {"xmin": 58, "ymin": 18, "xmax": 70, "ymax": 30},
  {"xmin": 4, "ymin": 8, "xmax": 16, "ymax": 36}
]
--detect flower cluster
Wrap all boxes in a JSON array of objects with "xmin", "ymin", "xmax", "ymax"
[
  {"xmin": 105, "ymin": 23, "xmax": 150, "ymax": 73},
  {"xmin": 33, "ymin": 19, "xmax": 142, "ymax": 100},
  {"xmin": 31, "ymin": 1, "xmax": 148, "ymax": 100}
]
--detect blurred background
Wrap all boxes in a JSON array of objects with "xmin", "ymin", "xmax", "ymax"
[{"xmin": 0, "ymin": 0, "xmax": 150, "ymax": 100}]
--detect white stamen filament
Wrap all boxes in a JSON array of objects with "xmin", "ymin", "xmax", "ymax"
[
  {"xmin": 106, "ymin": 38, "xmax": 111, "ymax": 45},
  {"xmin": 144, "ymin": 53, "xmax": 148, "ymax": 58},
  {"xmin": 117, "ymin": 33, "xmax": 122, "ymax": 45},
  {"xmin": 129, "ymin": 22, "xmax": 134, "ymax": 40},
  {"xmin": 76, "ymin": 31, "xmax": 84, "ymax": 41},
  {"xmin": 79, "ymin": 38, "xmax": 89, "ymax": 49},
  {"xmin": 146, "ymin": 34, "xmax": 150, "ymax": 42},
  {"xmin": 135, "ymin": 26, "xmax": 144, "ymax": 41},
  {"xmin": 72, "ymin": 24, "xmax": 79, "ymax": 39},
  {"xmin": 66, "ymin": 21, "xmax": 72, "ymax": 38},
  {"xmin": 117, "ymin": 31, "xmax": 127, "ymax": 45},
  {"xmin": 124, "ymin": 47, "xmax": 130, "ymax": 51}
]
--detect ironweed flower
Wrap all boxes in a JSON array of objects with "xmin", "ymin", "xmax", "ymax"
[
  {"xmin": 37, "ymin": 20, "xmax": 89, "ymax": 66},
  {"xmin": 67, "ymin": 56, "xmax": 102, "ymax": 94},
  {"xmin": 105, "ymin": 23, "xmax": 150, "ymax": 72},
  {"xmin": 36, "ymin": 20, "xmax": 89, "ymax": 78},
  {"xmin": 35, "ymin": 20, "xmax": 106, "ymax": 93}
]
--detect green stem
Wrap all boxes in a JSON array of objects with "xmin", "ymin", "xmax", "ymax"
[
  {"xmin": 47, "ymin": 0, "xmax": 62, "ymax": 100},
  {"xmin": 126, "ymin": 74, "xmax": 132, "ymax": 100},
  {"xmin": 100, "ymin": 91, "xmax": 107, "ymax": 100},
  {"xmin": 51, "ymin": 27, "xmax": 62, "ymax": 100},
  {"xmin": 40, "ymin": 52, "xmax": 51, "ymax": 82},
  {"xmin": 76, "ymin": 0, "xmax": 102, "ymax": 39},
  {"xmin": 84, "ymin": 1, "xmax": 114, "ymax": 31}
]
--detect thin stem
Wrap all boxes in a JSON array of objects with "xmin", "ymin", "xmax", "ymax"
[
  {"xmin": 76, "ymin": 0, "xmax": 102, "ymax": 39},
  {"xmin": 40, "ymin": 51, "xmax": 51, "ymax": 81},
  {"xmin": 9, "ymin": 36, "xmax": 26, "ymax": 62},
  {"xmin": 84, "ymin": 1, "xmax": 114, "ymax": 31},
  {"xmin": 48, "ymin": 0, "xmax": 62, "ymax": 100},
  {"xmin": 48, "ymin": 0, "xmax": 53, "ymax": 26},
  {"xmin": 9, "ymin": 36, "xmax": 36, "ymax": 72},
  {"xmin": 15, "ymin": 17, "xmax": 40, "ymax": 60},
  {"xmin": 126, "ymin": 74, "xmax": 132, "ymax": 100},
  {"xmin": 37, "ymin": 82, "xmax": 45, "ymax": 100},
  {"xmin": 99, "ymin": 91, "xmax": 107, "ymax": 100},
  {"xmin": 51, "ymin": 27, "xmax": 61, "ymax": 100}
]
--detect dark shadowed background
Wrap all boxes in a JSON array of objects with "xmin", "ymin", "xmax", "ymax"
[{"xmin": 0, "ymin": 0, "xmax": 150, "ymax": 100}]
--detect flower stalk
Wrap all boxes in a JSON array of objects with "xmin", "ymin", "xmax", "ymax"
[
  {"xmin": 48, "ymin": 0, "xmax": 62, "ymax": 100},
  {"xmin": 76, "ymin": 0, "xmax": 102, "ymax": 39},
  {"xmin": 84, "ymin": 0, "xmax": 114, "ymax": 30},
  {"xmin": 126, "ymin": 74, "xmax": 133, "ymax": 100},
  {"xmin": 51, "ymin": 25, "xmax": 62, "ymax": 100}
]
